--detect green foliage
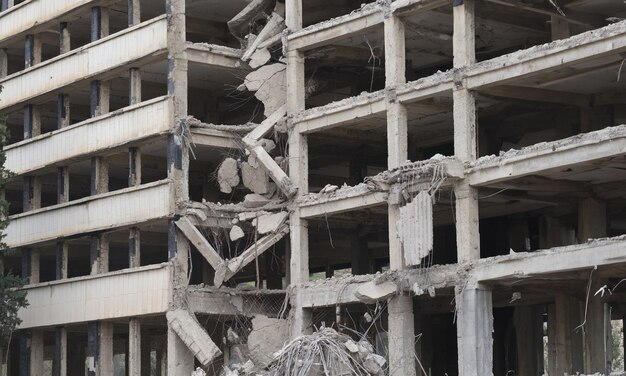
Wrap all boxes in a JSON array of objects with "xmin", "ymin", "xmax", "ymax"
[
  {"xmin": 0, "ymin": 273, "xmax": 28, "ymax": 348},
  {"xmin": 0, "ymin": 84, "xmax": 26, "ymax": 348}
]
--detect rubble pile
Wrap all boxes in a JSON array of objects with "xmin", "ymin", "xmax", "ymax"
[{"xmin": 266, "ymin": 328, "xmax": 386, "ymax": 376}]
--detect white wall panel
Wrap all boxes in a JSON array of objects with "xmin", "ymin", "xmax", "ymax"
[
  {"xmin": 0, "ymin": 16, "xmax": 168, "ymax": 111},
  {"xmin": 5, "ymin": 97, "xmax": 173, "ymax": 175},
  {"xmin": 5, "ymin": 180, "xmax": 173, "ymax": 248},
  {"xmin": 18, "ymin": 264, "xmax": 171, "ymax": 328}
]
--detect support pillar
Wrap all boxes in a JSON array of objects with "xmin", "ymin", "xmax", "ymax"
[
  {"xmin": 29, "ymin": 251, "xmax": 39, "ymax": 284},
  {"xmin": 87, "ymin": 322, "xmax": 99, "ymax": 376},
  {"xmin": 513, "ymin": 305, "xmax": 544, "ymax": 376},
  {"xmin": 55, "ymin": 241, "xmax": 68, "ymax": 280},
  {"xmin": 0, "ymin": 48, "xmax": 7, "ymax": 79},
  {"xmin": 286, "ymin": 0, "xmax": 311, "ymax": 338},
  {"xmin": 19, "ymin": 332, "xmax": 29, "ymax": 376},
  {"xmin": 90, "ymin": 235, "xmax": 109, "ymax": 275},
  {"xmin": 54, "ymin": 327, "xmax": 67, "ymax": 376},
  {"xmin": 29, "ymin": 331, "xmax": 43, "ymax": 376},
  {"xmin": 388, "ymin": 296, "xmax": 416, "ymax": 376},
  {"xmin": 548, "ymin": 295, "xmax": 584, "ymax": 375},
  {"xmin": 166, "ymin": 328, "xmax": 193, "ymax": 376},
  {"xmin": 21, "ymin": 249, "xmax": 31, "ymax": 284},
  {"xmin": 456, "ymin": 287, "xmax": 493, "ymax": 376},
  {"xmin": 99, "ymin": 322, "xmax": 113, "ymax": 375},
  {"xmin": 128, "ymin": 319, "xmax": 141, "ymax": 376},
  {"xmin": 129, "ymin": 147, "xmax": 141, "ymax": 268}
]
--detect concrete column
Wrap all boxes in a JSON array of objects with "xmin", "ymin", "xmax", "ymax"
[
  {"xmin": 456, "ymin": 287, "xmax": 493, "ymax": 376},
  {"xmin": 452, "ymin": 0, "xmax": 479, "ymax": 265},
  {"xmin": 513, "ymin": 305, "xmax": 544, "ymax": 376},
  {"xmin": 87, "ymin": 322, "xmax": 100, "ymax": 376},
  {"xmin": 90, "ymin": 235, "xmax": 109, "ymax": 275},
  {"xmin": 55, "ymin": 241, "xmax": 68, "ymax": 280},
  {"xmin": 29, "ymin": 331, "xmax": 43, "ymax": 376},
  {"xmin": 129, "ymin": 147, "xmax": 141, "ymax": 268},
  {"xmin": 384, "ymin": 16, "xmax": 415, "ymax": 370},
  {"xmin": 578, "ymin": 197, "xmax": 607, "ymax": 242},
  {"xmin": 0, "ymin": 48, "xmax": 7, "ymax": 79},
  {"xmin": 455, "ymin": 182, "xmax": 480, "ymax": 262},
  {"xmin": 54, "ymin": 327, "xmax": 67, "ymax": 376},
  {"xmin": 29, "ymin": 251, "xmax": 39, "ymax": 284},
  {"xmin": 166, "ymin": 328, "xmax": 193, "ymax": 376},
  {"xmin": 58, "ymin": 22, "xmax": 71, "ymax": 130},
  {"xmin": 19, "ymin": 331, "xmax": 30, "ymax": 376},
  {"xmin": 128, "ymin": 0, "xmax": 141, "ymax": 26},
  {"xmin": 549, "ymin": 295, "xmax": 583, "ymax": 374},
  {"xmin": 584, "ymin": 281, "xmax": 612, "ymax": 374},
  {"xmin": 286, "ymin": 38, "xmax": 311, "ymax": 336},
  {"xmin": 285, "ymin": 0, "xmax": 302, "ymax": 32},
  {"xmin": 20, "ymin": 249, "xmax": 31, "ymax": 284},
  {"xmin": 22, "ymin": 175, "xmax": 41, "ymax": 212},
  {"xmin": 99, "ymin": 322, "xmax": 114, "ymax": 375},
  {"xmin": 128, "ymin": 319, "xmax": 141, "ymax": 376},
  {"xmin": 129, "ymin": 69, "xmax": 142, "ymax": 105},
  {"xmin": 91, "ymin": 157, "xmax": 109, "ymax": 195},
  {"xmin": 551, "ymin": 16, "xmax": 570, "ymax": 41},
  {"xmin": 388, "ymin": 296, "xmax": 416, "ymax": 376}
]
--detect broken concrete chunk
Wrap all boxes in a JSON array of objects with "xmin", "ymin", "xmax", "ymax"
[
  {"xmin": 363, "ymin": 354, "xmax": 385, "ymax": 375},
  {"xmin": 230, "ymin": 225, "xmax": 245, "ymax": 241},
  {"xmin": 399, "ymin": 191, "xmax": 433, "ymax": 267},
  {"xmin": 227, "ymin": 257, "xmax": 243, "ymax": 273},
  {"xmin": 244, "ymin": 63, "xmax": 286, "ymax": 116},
  {"xmin": 344, "ymin": 340, "xmax": 359, "ymax": 353},
  {"xmin": 247, "ymin": 315, "xmax": 289, "ymax": 369},
  {"xmin": 320, "ymin": 184, "xmax": 339, "ymax": 194},
  {"xmin": 226, "ymin": 328, "xmax": 241, "ymax": 344},
  {"xmin": 248, "ymin": 152, "xmax": 259, "ymax": 168},
  {"xmin": 249, "ymin": 47, "xmax": 272, "ymax": 69},
  {"xmin": 355, "ymin": 280, "xmax": 397, "ymax": 304},
  {"xmin": 243, "ymin": 193, "xmax": 271, "ymax": 208},
  {"xmin": 238, "ymin": 211, "xmax": 266, "ymax": 222},
  {"xmin": 259, "ymin": 138, "xmax": 276, "ymax": 153},
  {"xmin": 253, "ymin": 211, "xmax": 288, "ymax": 235},
  {"xmin": 191, "ymin": 367, "xmax": 206, "ymax": 376},
  {"xmin": 218, "ymin": 158, "xmax": 240, "ymax": 194},
  {"xmin": 241, "ymin": 161, "xmax": 270, "ymax": 195}
]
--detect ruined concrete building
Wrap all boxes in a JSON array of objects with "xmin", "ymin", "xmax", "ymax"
[{"xmin": 1, "ymin": 0, "xmax": 626, "ymax": 374}]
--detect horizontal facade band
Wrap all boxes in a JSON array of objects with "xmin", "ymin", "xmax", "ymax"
[
  {"xmin": 18, "ymin": 264, "xmax": 171, "ymax": 328},
  {"xmin": 298, "ymin": 236, "xmax": 626, "ymax": 308},
  {"xmin": 0, "ymin": 16, "xmax": 168, "ymax": 112},
  {"xmin": 6, "ymin": 180, "xmax": 174, "ymax": 248},
  {"xmin": 0, "ymin": 0, "xmax": 116, "ymax": 48},
  {"xmin": 287, "ymin": 0, "xmax": 448, "ymax": 51},
  {"xmin": 6, "ymin": 96, "xmax": 173, "ymax": 176},
  {"xmin": 468, "ymin": 125, "xmax": 626, "ymax": 186}
]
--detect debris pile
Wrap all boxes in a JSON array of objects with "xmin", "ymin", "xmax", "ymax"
[{"xmin": 267, "ymin": 327, "xmax": 386, "ymax": 376}]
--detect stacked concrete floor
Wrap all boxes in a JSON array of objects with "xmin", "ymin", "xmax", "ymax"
[{"xmin": 1, "ymin": 0, "xmax": 626, "ymax": 374}]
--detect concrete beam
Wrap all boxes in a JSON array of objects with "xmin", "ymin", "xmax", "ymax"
[
  {"xmin": 287, "ymin": 6, "xmax": 384, "ymax": 51},
  {"xmin": 472, "ymin": 237, "xmax": 626, "ymax": 283},
  {"xmin": 299, "ymin": 191, "xmax": 388, "ymax": 219},
  {"xmin": 190, "ymin": 128, "xmax": 241, "ymax": 150},
  {"xmin": 185, "ymin": 43, "xmax": 245, "ymax": 70},
  {"xmin": 468, "ymin": 126, "xmax": 626, "ymax": 187},
  {"xmin": 465, "ymin": 22, "xmax": 626, "ymax": 89}
]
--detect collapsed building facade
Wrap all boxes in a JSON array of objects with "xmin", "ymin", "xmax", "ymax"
[{"xmin": 1, "ymin": 0, "xmax": 626, "ymax": 374}]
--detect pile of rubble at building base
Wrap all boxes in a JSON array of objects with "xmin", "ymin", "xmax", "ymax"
[{"xmin": 222, "ymin": 327, "xmax": 386, "ymax": 376}]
